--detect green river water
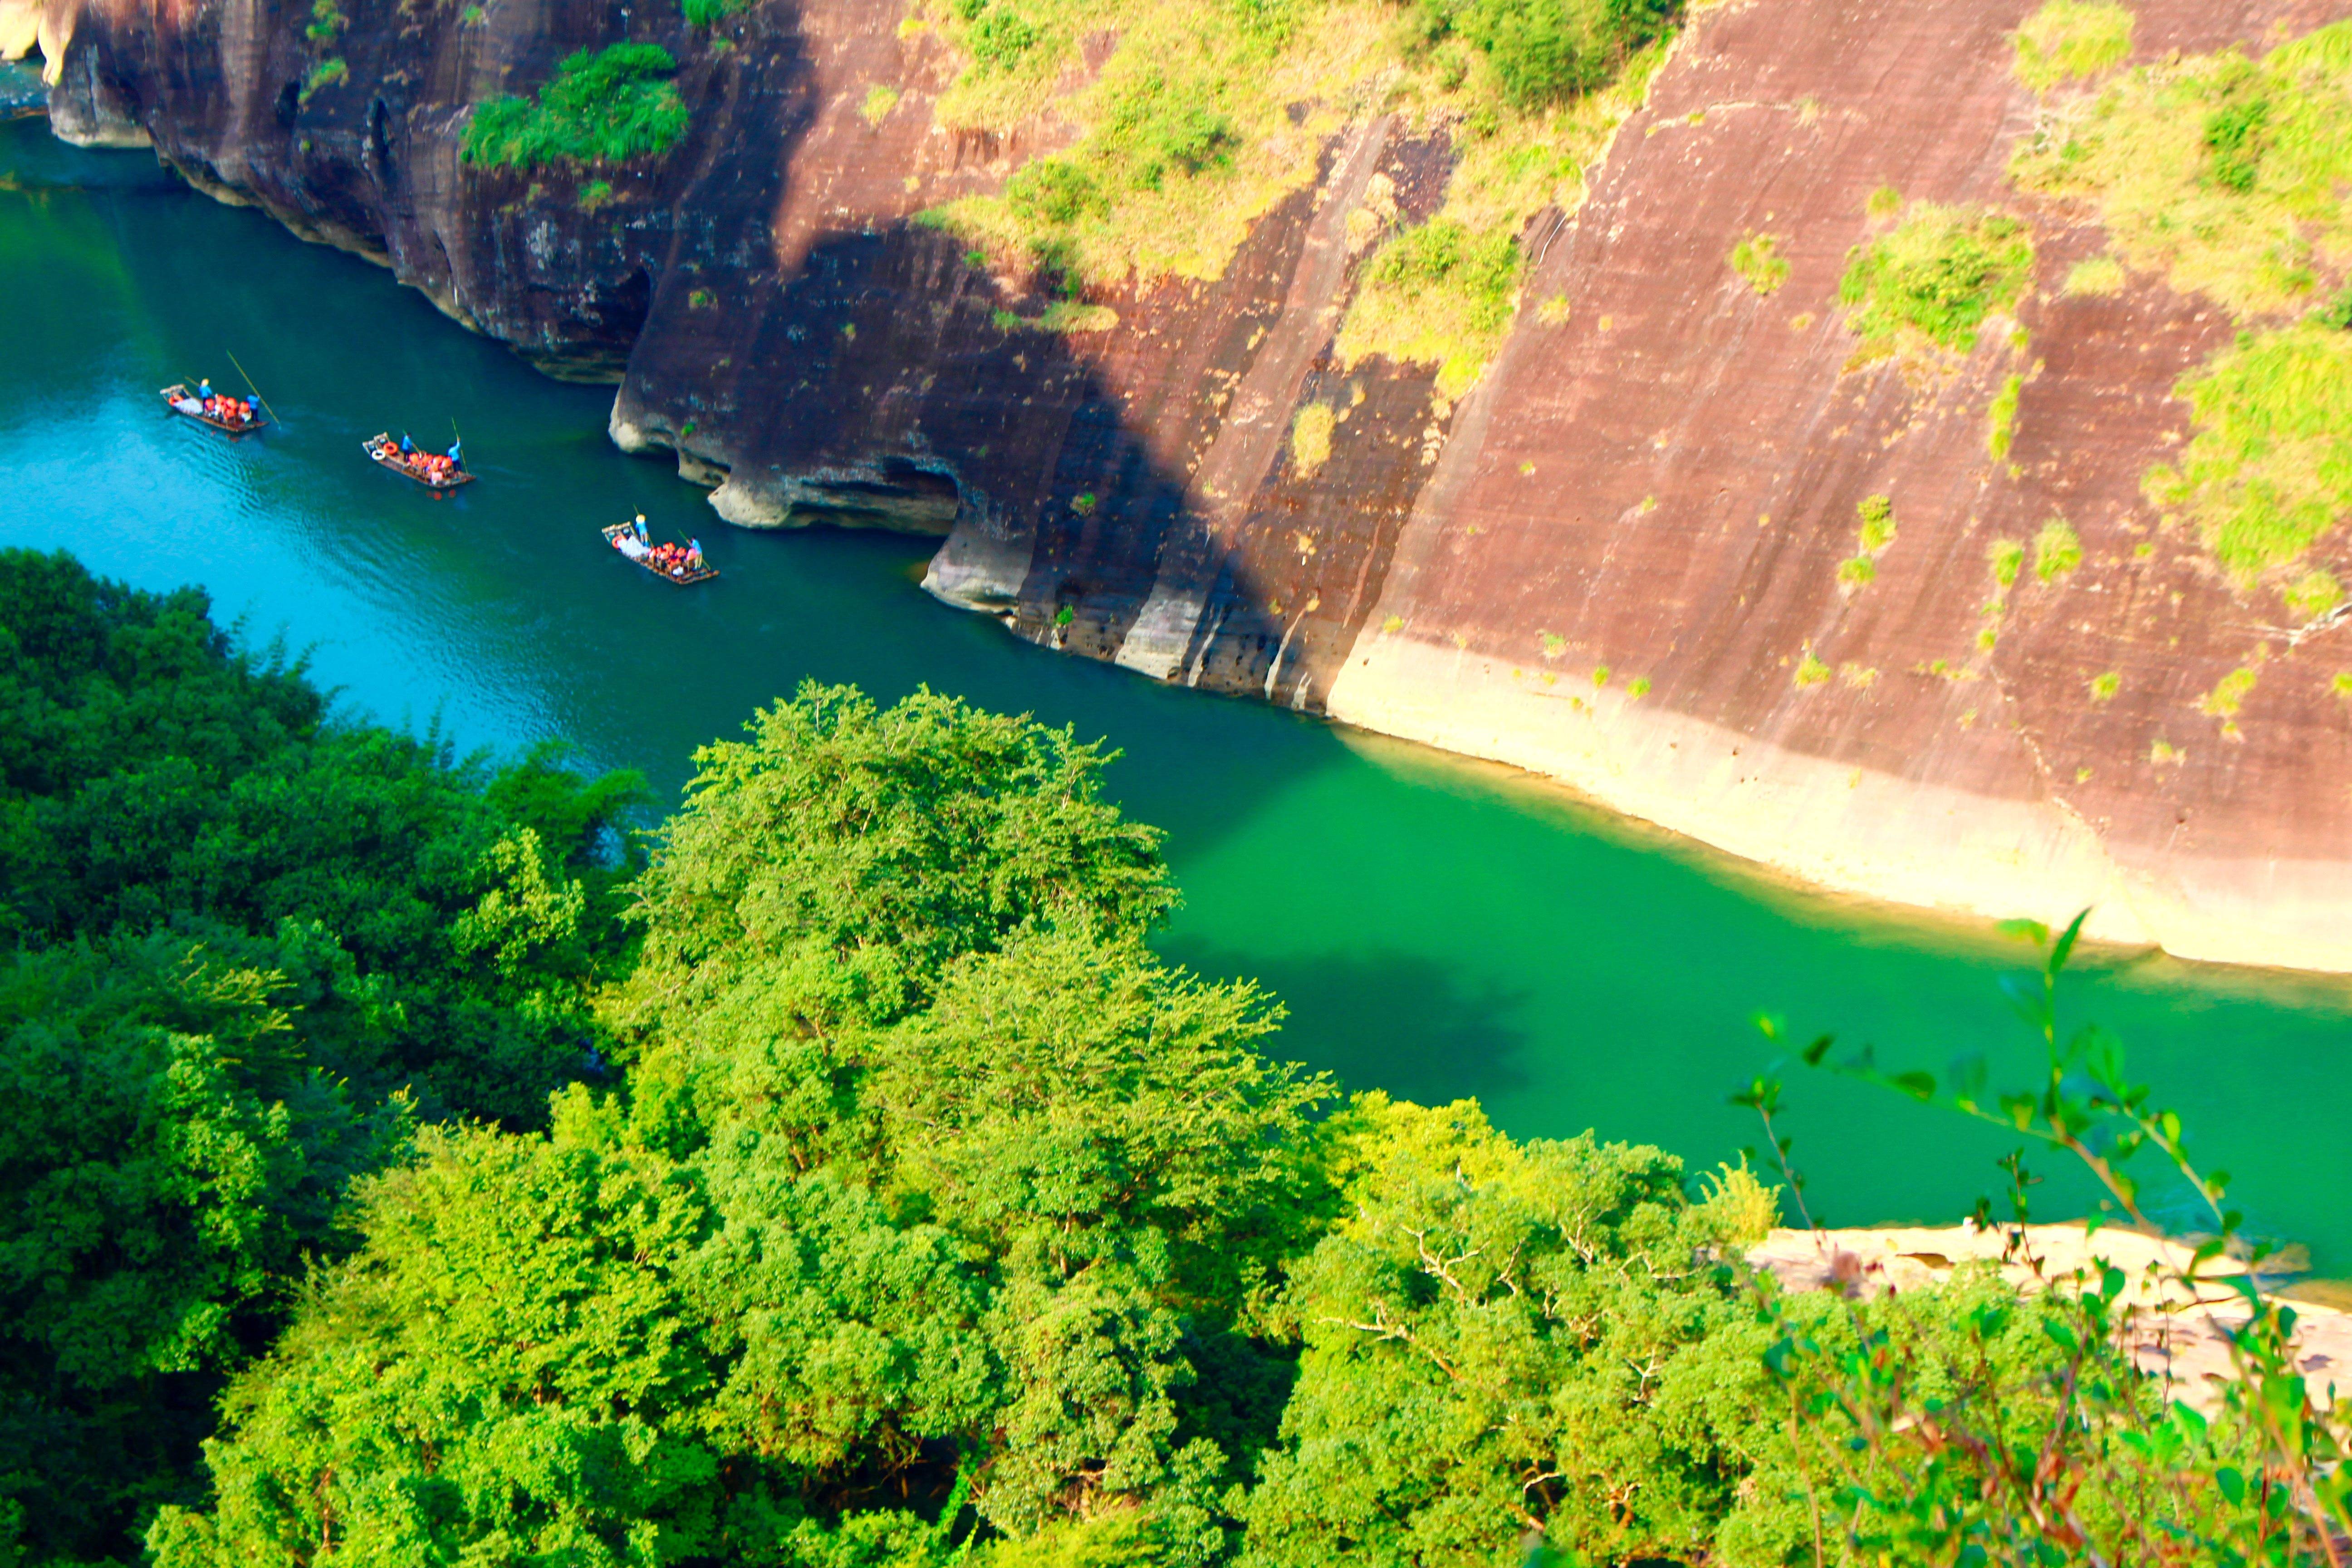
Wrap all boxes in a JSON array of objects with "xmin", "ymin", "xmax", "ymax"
[{"xmin": 8, "ymin": 115, "xmax": 2350, "ymax": 1262}]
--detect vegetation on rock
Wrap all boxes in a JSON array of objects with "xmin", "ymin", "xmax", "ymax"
[
  {"xmin": 464, "ymin": 44, "xmax": 690, "ymax": 172},
  {"xmin": 921, "ymin": 0, "xmax": 1676, "ymax": 392},
  {"xmin": 2012, "ymin": 22, "xmax": 2352, "ymax": 321},
  {"xmin": 2144, "ymin": 321, "xmax": 2352, "ymax": 583},
  {"xmin": 1838, "ymin": 202, "xmax": 2034, "ymax": 360},
  {"xmin": 2011, "ymin": 0, "xmax": 2134, "ymax": 95}
]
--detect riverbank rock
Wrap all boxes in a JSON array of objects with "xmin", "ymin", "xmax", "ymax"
[
  {"xmin": 1753, "ymin": 1223, "xmax": 2352, "ymax": 1412},
  {"xmin": 18, "ymin": 0, "xmax": 2352, "ymax": 968}
]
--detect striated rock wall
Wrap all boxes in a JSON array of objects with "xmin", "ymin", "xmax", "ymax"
[{"xmin": 17, "ymin": 0, "xmax": 2352, "ymax": 966}]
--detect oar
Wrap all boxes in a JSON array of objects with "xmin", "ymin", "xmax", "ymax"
[{"xmin": 226, "ymin": 349, "xmax": 282, "ymax": 427}]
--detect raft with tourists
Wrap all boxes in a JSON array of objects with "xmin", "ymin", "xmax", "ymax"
[
  {"xmin": 364, "ymin": 433, "xmax": 474, "ymax": 491},
  {"xmin": 160, "ymin": 382, "xmax": 265, "ymax": 435},
  {"xmin": 603, "ymin": 515, "xmax": 717, "ymax": 586}
]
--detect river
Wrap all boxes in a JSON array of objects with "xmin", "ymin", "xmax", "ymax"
[{"xmin": 8, "ymin": 114, "xmax": 2349, "ymax": 1264}]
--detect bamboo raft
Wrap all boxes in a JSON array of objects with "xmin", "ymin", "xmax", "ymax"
[
  {"xmin": 363, "ymin": 435, "xmax": 475, "ymax": 491},
  {"xmin": 602, "ymin": 521, "xmax": 718, "ymax": 586},
  {"xmin": 160, "ymin": 384, "xmax": 266, "ymax": 435}
]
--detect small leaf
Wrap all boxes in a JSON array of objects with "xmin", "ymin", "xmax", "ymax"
[
  {"xmin": 1891, "ymin": 1070, "xmax": 1936, "ymax": 1101},
  {"xmin": 1998, "ymin": 917, "xmax": 2050, "ymax": 948},
  {"xmin": 2049, "ymin": 907, "xmax": 2089, "ymax": 975}
]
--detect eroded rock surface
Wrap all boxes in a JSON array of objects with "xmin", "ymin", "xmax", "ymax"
[{"xmin": 15, "ymin": 0, "xmax": 2352, "ymax": 965}]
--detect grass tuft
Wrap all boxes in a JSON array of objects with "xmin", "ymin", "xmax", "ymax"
[
  {"xmin": 1839, "ymin": 202, "xmax": 2034, "ymax": 359},
  {"xmin": 463, "ymin": 44, "xmax": 688, "ymax": 170},
  {"xmin": 2201, "ymin": 665, "xmax": 2258, "ymax": 718},
  {"xmin": 1987, "ymin": 373, "xmax": 2023, "ymax": 460},
  {"xmin": 1794, "ymin": 649, "xmax": 1832, "ymax": 688},
  {"xmin": 2034, "ymin": 517, "xmax": 2082, "ymax": 583},
  {"xmin": 1730, "ymin": 232, "xmax": 1789, "ymax": 296},
  {"xmin": 2285, "ymin": 568, "xmax": 2344, "ymax": 620},
  {"xmin": 2090, "ymin": 671, "xmax": 2120, "ymax": 701},
  {"xmin": 1856, "ymin": 493, "xmax": 1897, "ymax": 553},
  {"xmin": 861, "ymin": 86, "xmax": 902, "ymax": 126},
  {"xmin": 1290, "ymin": 403, "xmax": 1336, "ymax": 476},
  {"xmin": 2062, "ymin": 255, "xmax": 2125, "ymax": 296},
  {"xmin": 2013, "ymin": 0, "xmax": 2133, "ymax": 95},
  {"xmin": 1989, "ymin": 538, "xmax": 2024, "ymax": 590}
]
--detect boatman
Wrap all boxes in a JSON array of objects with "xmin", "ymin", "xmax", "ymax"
[
  {"xmin": 398, "ymin": 432, "xmax": 415, "ymax": 457},
  {"xmin": 198, "ymin": 378, "xmax": 212, "ymax": 399},
  {"xmin": 446, "ymin": 439, "xmax": 463, "ymax": 471}
]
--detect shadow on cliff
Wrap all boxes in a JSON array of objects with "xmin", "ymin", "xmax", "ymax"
[
  {"xmin": 622, "ymin": 194, "xmax": 1382, "ymax": 707},
  {"xmin": 1157, "ymin": 938, "xmax": 1537, "ymax": 1107}
]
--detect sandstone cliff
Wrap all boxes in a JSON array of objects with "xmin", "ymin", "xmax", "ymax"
[{"xmin": 12, "ymin": 0, "xmax": 2352, "ymax": 968}]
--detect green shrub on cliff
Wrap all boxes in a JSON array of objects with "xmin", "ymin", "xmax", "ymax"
[
  {"xmin": 1838, "ymin": 202, "xmax": 2034, "ymax": 360},
  {"xmin": 2011, "ymin": 0, "xmax": 2133, "ymax": 94},
  {"xmin": 2142, "ymin": 320, "xmax": 2352, "ymax": 579},
  {"xmin": 464, "ymin": 44, "xmax": 690, "ymax": 171},
  {"xmin": 921, "ymin": 0, "xmax": 1674, "ymax": 393},
  {"xmin": 1335, "ymin": 217, "xmax": 1522, "ymax": 402},
  {"xmin": 2011, "ymin": 24, "xmax": 2352, "ymax": 586},
  {"xmin": 2010, "ymin": 21, "xmax": 2352, "ymax": 319}
]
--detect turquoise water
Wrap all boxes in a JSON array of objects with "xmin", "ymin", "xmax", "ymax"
[{"xmin": 7, "ymin": 118, "xmax": 2348, "ymax": 1260}]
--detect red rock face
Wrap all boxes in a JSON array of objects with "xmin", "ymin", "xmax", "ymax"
[{"xmin": 28, "ymin": 0, "xmax": 2352, "ymax": 964}]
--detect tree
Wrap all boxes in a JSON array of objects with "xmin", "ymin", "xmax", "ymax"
[
  {"xmin": 155, "ymin": 688, "xmax": 1327, "ymax": 1566},
  {"xmin": 1240, "ymin": 1095, "xmax": 1773, "ymax": 1567}
]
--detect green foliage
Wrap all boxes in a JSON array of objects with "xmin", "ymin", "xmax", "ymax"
[
  {"xmin": 0, "ymin": 549, "xmax": 643, "ymax": 1563},
  {"xmin": 463, "ymin": 44, "xmax": 690, "ymax": 172},
  {"xmin": 1988, "ymin": 371, "xmax": 2023, "ymax": 459},
  {"xmin": 2201, "ymin": 664, "xmax": 2258, "ymax": 719},
  {"xmin": 2321, "ymin": 283, "xmax": 2352, "ymax": 331},
  {"xmin": 2034, "ymin": 516, "xmax": 2082, "ymax": 582},
  {"xmin": 35, "ymin": 548, "xmax": 2352, "ymax": 1568},
  {"xmin": 157, "ymin": 684, "xmax": 1324, "ymax": 1564},
  {"xmin": 1856, "ymin": 492, "xmax": 1896, "ymax": 553},
  {"xmin": 2144, "ymin": 320, "xmax": 2352, "ymax": 579},
  {"xmin": 1338, "ymin": 217, "xmax": 1523, "ymax": 401},
  {"xmin": 1240, "ymin": 1095, "xmax": 1765, "ymax": 1565},
  {"xmin": 2286, "ymin": 567, "xmax": 2344, "ymax": 620},
  {"xmin": 1743, "ymin": 917, "xmax": 2352, "ymax": 1566},
  {"xmin": 1409, "ymin": 0, "xmax": 1677, "ymax": 108},
  {"xmin": 2011, "ymin": 0, "xmax": 2133, "ymax": 94},
  {"xmin": 2009, "ymin": 22, "xmax": 2352, "ymax": 319},
  {"xmin": 302, "ymin": 0, "xmax": 346, "ymax": 43},
  {"xmin": 1839, "ymin": 203, "xmax": 2034, "ymax": 357},
  {"xmin": 1730, "ymin": 230, "xmax": 1788, "ymax": 295},
  {"xmin": 298, "ymin": 57, "xmax": 347, "ymax": 103},
  {"xmin": 683, "ymin": 0, "xmax": 744, "ymax": 26}
]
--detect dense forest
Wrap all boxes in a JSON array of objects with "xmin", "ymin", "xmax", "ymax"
[{"xmin": 0, "ymin": 548, "xmax": 2336, "ymax": 1567}]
